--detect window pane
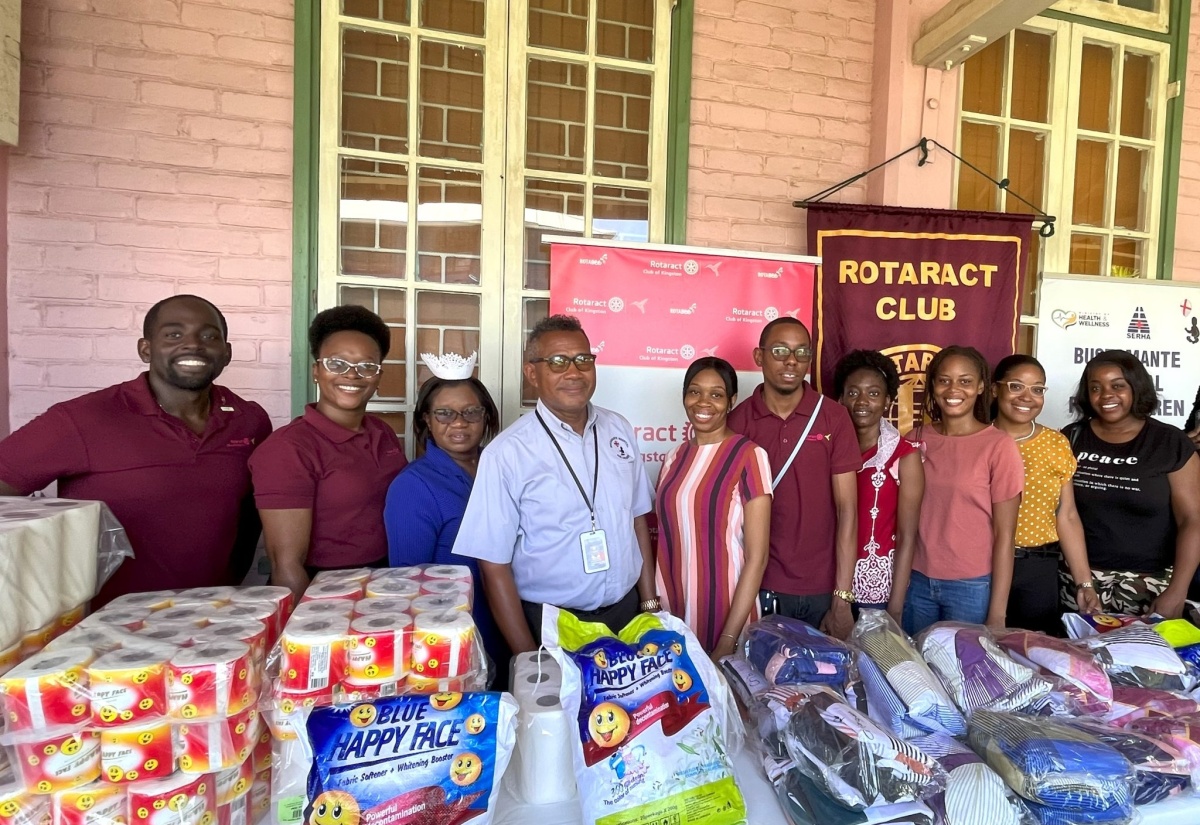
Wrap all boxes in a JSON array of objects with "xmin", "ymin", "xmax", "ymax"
[
  {"xmin": 343, "ymin": 0, "xmax": 409, "ymax": 25},
  {"xmin": 1112, "ymin": 238, "xmax": 1144, "ymax": 277},
  {"xmin": 526, "ymin": 59, "xmax": 587, "ymax": 174},
  {"xmin": 1070, "ymin": 234, "xmax": 1104, "ymax": 275},
  {"xmin": 529, "ymin": 0, "xmax": 587, "ymax": 53},
  {"xmin": 419, "ymin": 41, "xmax": 484, "ymax": 163},
  {"xmin": 1006, "ymin": 129, "xmax": 1046, "ymax": 213},
  {"xmin": 524, "ymin": 179, "xmax": 585, "ymax": 290},
  {"xmin": 522, "ymin": 299, "xmax": 550, "ymax": 406},
  {"xmin": 956, "ymin": 121, "xmax": 1001, "ymax": 211},
  {"xmin": 416, "ymin": 167, "xmax": 482, "ymax": 285},
  {"xmin": 340, "ymin": 157, "xmax": 409, "ymax": 279},
  {"xmin": 342, "ymin": 28, "xmax": 408, "ymax": 155},
  {"xmin": 1011, "ymin": 30, "xmax": 1051, "ymax": 123},
  {"xmin": 593, "ymin": 186, "xmax": 649, "ymax": 243},
  {"xmin": 421, "ymin": 0, "xmax": 484, "ymax": 37},
  {"xmin": 339, "ymin": 284, "xmax": 407, "ymax": 400},
  {"xmin": 1078, "ymin": 43, "xmax": 1114, "ymax": 132},
  {"xmin": 1120, "ymin": 52, "xmax": 1153, "ymax": 139},
  {"xmin": 415, "ymin": 292, "xmax": 481, "ymax": 386},
  {"xmin": 1114, "ymin": 145, "xmax": 1147, "ymax": 231},
  {"xmin": 1072, "ymin": 139, "xmax": 1109, "ymax": 226},
  {"xmin": 1118, "ymin": 0, "xmax": 1156, "ymax": 10},
  {"xmin": 961, "ymin": 38, "xmax": 1005, "ymax": 116},
  {"xmin": 593, "ymin": 69, "xmax": 651, "ymax": 180},
  {"xmin": 598, "ymin": 0, "xmax": 654, "ymax": 62},
  {"xmin": 372, "ymin": 412, "xmax": 407, "ymax": 436}
]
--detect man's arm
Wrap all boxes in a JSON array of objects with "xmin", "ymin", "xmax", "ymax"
[
  {"xmin": 478, "ymin": 560, "xmax": 538, "ymax": 654},
  {"xmin": 261, "ymin": 508, "xmax": 314, "ymax": 602},
  {"xmin": 822, "ymin": 470, "xmax": 857, "ymax": 640},
  {"xmin": 634, "ymin": 515, "xmax": 656, "ymax": 602},
  {"xmin": 0, "ymin": 405, "xmax": 90, "ymax": 495}
]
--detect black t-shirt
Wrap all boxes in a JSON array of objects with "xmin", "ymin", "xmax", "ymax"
[{"xmin": 1063, "ymin": 418, "xmax": 1195, "ymax": 572}]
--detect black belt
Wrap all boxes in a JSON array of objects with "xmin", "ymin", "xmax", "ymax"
[{"xmin": 1014, "ymin": 542, "xmax": 1060, "ymax": 560}]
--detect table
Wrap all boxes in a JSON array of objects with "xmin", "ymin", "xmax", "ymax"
[{"xmin": 1138, "ymin": 792, "xmax": 1200, "ymax": 825}]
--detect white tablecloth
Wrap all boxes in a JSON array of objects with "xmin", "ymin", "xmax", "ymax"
[{"xmin": 1138, "ymin": 792, "xmax": 1200, "ymax": 825}]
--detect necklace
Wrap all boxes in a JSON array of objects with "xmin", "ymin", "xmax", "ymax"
[{"xmin": 996, "ymin": 421, "xmax": 1037, "ymax": 442}]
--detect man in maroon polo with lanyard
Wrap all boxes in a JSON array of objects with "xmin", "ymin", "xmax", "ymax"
[
  {"xmin": 0, "ymin": 295, "xmax": 272, "ymax": 605},
  {"xmin": 728, "ymin": 317, "xmax": 859, "ymax": 639}
]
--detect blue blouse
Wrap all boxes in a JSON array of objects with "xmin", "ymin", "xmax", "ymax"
[{"xmin": 385, "ymin": 443, "xmax": 474, "ymax": 568}]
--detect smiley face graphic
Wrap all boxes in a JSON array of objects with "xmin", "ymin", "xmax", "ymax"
[
  {"xmin": 139, "ymin": 697, "xmax": 155, "ymax": 711},
  {"xmin": 588, "ymin": 702, "xmax": 630, "ymax": 748},
  {"xmin": 98, "ymin": 706, "xmax": 119, "ymax": 723},
  {"xmin": 429, "ymin": 692, "xmax": 462, "ymax": 712},
  {"xmin": 76, "ymin": 795, "xmax": 95, "ymax": 811},
  {"xmin": 671, "ymin": 642, "xmax": 683, "ymax": 657},
  {"xmin": 465, "ymin": 713, "xmax": 486, "ymax": 735},
  {"xmin": 0, "ymin": 800, "xmax": 21, "ymax": 817},
  {"xmin": 450, "ymin": 752, "xmax": 482, "ymax": 787},
  {"xmin": 71, "ymin": 703, "xmax": 87, "ymax": 718},
  {"xmin": 638, "ymin": 643, "xmax": 659, "ymax": 658},
  {"xmin": 363, "ymin": 664, "xmax": 380, "ymax": 679},
  {"xmin": 144, "ymin": 758, "xmax": 159, "ymax": 772},
  {"xmin": 167, "ymin": 793, "xmax": 188, "ymax": 811},
  {"xmin": 61, "ymin": 737, "xmax": 82, "ymax": 756},
  {"xmin": 310, "ymin": 791, "xmax": 361, "ymax": 825},
  {"xmin": 349, "ymin": 704, "xmax": 376, "ymax": 728},
  {"xmin": 672, "ymin": 669, "xmax": 693, "ymax": 693},
  {"xmin": 593, "ymin": 650, "xmax": 609, "ymax": 669},
  {"xmin": 106, "ymin": 765, "xmax": 124, "ymax": 782}
]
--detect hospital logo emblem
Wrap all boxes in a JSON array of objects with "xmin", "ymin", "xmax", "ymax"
[
  {"xmin": 609, "ymin": 437, "xmax": 632, "ymax": 460},
  {"xmin": 1127, "ymin": 306, "xmax": 1151, "ymax": 340},
  {"xmin": 1051, "ymin": 309, "xmax": 1077, "ymax": 329}
]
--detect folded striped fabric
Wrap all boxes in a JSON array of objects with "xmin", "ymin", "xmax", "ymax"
[
  {"xmin": 967, "ymin": 711, "xmax": 1135, "ymax": 824},
  {"xmin": 917, "ymin": 623, "xmax": 1054, "ymax": 716},
  {"xmin": 1065, "ymin": 718, "xmax": 1193, "ymax": 805},
  {"xmin": 746, "ymin": 615, "xmax": 855, "ymax": 689},
  {"xmin": 772, "ymin": 766, "xmax": 936, "ymax": 825},
  {"xmin": 1102, "ymin": 685, "xmax": 1200, "ymax": 728},
  {"xmin": 1074, "ymin": 624, "xmax": 1192, "ymax": 692},
  {"xmin": 1128, "ymin": 714, "xmax": 1200, "ymax": 776},
  {"xmin": 851, "ymin": 610, "xmax": 966, "ymax": 737},
  {"xmin": 909, "ymin": 732, "xmax": 1028, "ymax": 825},
  {"xmin": 996, "ymin": 630, "xmax": 1113, "ymax": 715}
]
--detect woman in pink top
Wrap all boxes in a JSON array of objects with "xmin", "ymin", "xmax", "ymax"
[{"xmin": 902, "ymin": 346, "xmax": 1023, "ymax": 634}]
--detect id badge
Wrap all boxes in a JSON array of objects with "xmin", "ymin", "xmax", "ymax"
[{"xmin": 580, "ymin": 529, "xmax": 610, "ymax": 574}]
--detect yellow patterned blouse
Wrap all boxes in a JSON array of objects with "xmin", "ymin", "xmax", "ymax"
[{"xmin": 1014, "ymin": 427, "xmax": 1077, "ymax": 547}]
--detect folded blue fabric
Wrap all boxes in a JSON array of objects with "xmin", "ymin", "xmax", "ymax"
[{"xmin": 746, "ymin": 615, "xmax": 854, "ymax": 688}]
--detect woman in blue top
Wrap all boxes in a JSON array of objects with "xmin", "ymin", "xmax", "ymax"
[{"xmin": 383, "ymin": 361, "xmax": 506, "ymax": 682}]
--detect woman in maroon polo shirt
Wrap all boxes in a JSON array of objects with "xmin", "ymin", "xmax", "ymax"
[{"xmin": 249, "ymin": 305, "xmax": 408, "ymax": 601}]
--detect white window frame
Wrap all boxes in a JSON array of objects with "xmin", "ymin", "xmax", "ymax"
[{"xmin": 1051, "ymin": 0, "xmax": 1168, "ymax": 35}]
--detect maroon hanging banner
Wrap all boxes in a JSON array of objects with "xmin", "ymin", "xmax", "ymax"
[{"xmin": 806, "ymin": 203, "xmax": 1033, "ymax": 431}]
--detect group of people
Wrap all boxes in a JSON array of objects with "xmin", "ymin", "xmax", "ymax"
[{"xmin": 1, "ymin": 293, "xmax": 1198, "ymax": 686}]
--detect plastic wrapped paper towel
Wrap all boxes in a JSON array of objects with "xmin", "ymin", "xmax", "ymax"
[{"xmin": 508, "ymin": 650, "xmax": 575, "ymax": 805}]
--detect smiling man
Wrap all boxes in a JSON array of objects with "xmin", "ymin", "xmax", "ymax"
[
  {"xmin": 727, "ymin": 317, "xmax": 860, "ymax": 639},
  {"xmin": 0, "ymin": 295, "xmax": 272, "ymax": 605},
  {"xmin": 452, "ymin": 314, "xmax": 657, "ymax": 653}
]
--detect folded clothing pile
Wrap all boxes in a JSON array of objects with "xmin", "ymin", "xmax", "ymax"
[
  {"xmin": 745, "ymin": 615, "xmax": 856, "ymax": 690},
  {"xmin": 1152, "ymin": 618, "xmax": 1200, "ymax": 670},
  {"xmin": 1064, "ymin": 718, "xmax": 1195, "ymax": 805},
  {"xmin": 908, "ymin": 732, "xmax": 1031, "ymax": 825},
  {"xmin": 851, "ymin": 611, "xmax": 966, "ymax": 738},
  {"xmin": 1072, "ymin": 624, "xmax": 1193, "ymax": 692},
  {"xmin": 995, "ymin": 630, "xmax": 1113, "ymax": 715},
  {"xmin": 967, "ymin": 711, "xmax": 1136, "ymax": 825},
  {"xmin": 773, "ymin": 766, "xmax": 936, "ymax": 825},
  {"xmin": 916, "ymin": 623, "xmax": 1053, "ymax": 717},
  {"xmin": 1101, "ymin": 686, "xmax": 1200, "ymax": 727}
]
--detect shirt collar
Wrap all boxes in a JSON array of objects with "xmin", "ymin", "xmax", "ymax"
[
  {"xmin": 747, "ymin": 381, "xmax": 818, "ymax": 420},
  {"xmin": 535, "ymin": 399, "xmax": 597, "ymax": 437},
  {"xmin": 122, "ymin": 373, "xmax": 235, "ymax": 420},
  {"xmin": 302, "ymin": 403, "xmax": 365, "ymax": 445},
  {"xmin": 424, "ymin": 442, "xmax": 473, "ymax": 483}
]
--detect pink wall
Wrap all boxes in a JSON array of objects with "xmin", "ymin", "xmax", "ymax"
[
  {"xmin": 1175, "ymin": 0, "xmax": 1200, "ymax": 282},
  {"xmin": 7, "ymin": 0, "xmax": 295, "ymax": 429},
  {"xmin": 0, "ymin": 147, "xmax": 8, "ymax": 437}
]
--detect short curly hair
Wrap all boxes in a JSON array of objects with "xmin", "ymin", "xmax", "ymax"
[
  {"xmin": 833, "ymin": 350, "xmax": 900, "ymax": 400},
  {"xmin": 308, "ymin": 305, "xmax": 391, "ymax": 361},
  {"xmin": 524, "ymin": 314, "xmax": 587, "ymax": 361}
]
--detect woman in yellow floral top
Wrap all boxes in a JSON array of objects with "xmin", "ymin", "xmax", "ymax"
[{"xmin": 991, "ymin": 355, "xmax": 1100, "ymax": 633}]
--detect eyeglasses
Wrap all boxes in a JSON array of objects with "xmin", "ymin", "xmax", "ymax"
[
  {"xmin": 318, "ymin": 357, "xmax": 382, "ymax": 378},
  {"xmin": 767, "ymin": 345, "xmax": 813, "ymax": 362},
  {"xmin": 1002, "ymin": 381, "xmax": 1048, "ymax": 398},
  {"xmin": 527, "ymin": 353, "xmax": 597, "ymax": 373},
  {"xmin": 430, "ymin": 406, "xmax": 487, "ymax": 425}
]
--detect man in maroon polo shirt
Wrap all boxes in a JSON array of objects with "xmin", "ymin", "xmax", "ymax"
[
  {"xmin": 0, "ymin": 295, "xmax": 272, "ymax": 605},
  {"xmin": 728, "ymin": 317, "xmax": 859, "ymax": 638}
]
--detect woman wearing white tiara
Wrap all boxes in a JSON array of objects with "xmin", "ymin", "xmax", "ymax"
[{"xmin": 384, "ymin": 351, "xmax": 507, "ymax": 682}]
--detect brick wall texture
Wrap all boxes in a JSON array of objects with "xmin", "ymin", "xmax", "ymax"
[{"xmin": 7, "ymin": 0, "xmax": 294, "ymax": 428}]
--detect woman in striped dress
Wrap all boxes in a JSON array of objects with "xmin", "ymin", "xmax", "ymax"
[{"xmin": 655, "ymin": 357, "xmax": 772, "ymax": 658}]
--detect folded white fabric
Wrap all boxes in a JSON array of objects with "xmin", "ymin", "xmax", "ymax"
[{"xmin": 917, "ymin": 623, "xmax": 1053, "ymax": 716}]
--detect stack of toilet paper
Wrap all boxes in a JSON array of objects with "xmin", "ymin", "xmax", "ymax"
[{"xmin": 509, "ymin": 650, "xmax": 575, "ymax": 804}]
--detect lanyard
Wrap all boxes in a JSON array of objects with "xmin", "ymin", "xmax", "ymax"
[
  {"xmin": 771, "ymin": 394, "xmax": 824, "ymax": 490},
  {"xmin": 535, "ymin": 411, "xmax": 600, "ymax": 531}
]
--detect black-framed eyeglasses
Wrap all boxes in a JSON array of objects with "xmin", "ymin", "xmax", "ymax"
[
  {"xmin": 430, "ymin": 406, "xmax": 487, "ymax": 425},
  {"xmin": 767, "ymin": 345, "xmax": 812, "ymax": 362},
  {"xmin": 318, "ymin": 357, "xmax": 382, "ymax": 377},
  {"xmin": 1002, "ymin": 381, "xmax": 1048, "ymax": 398},
  {"xmin": 527, "ymin": 353, "xmax": 597, "ymax": 373}
]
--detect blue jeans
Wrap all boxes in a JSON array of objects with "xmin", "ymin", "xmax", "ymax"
[{"xmin": 902, "ymin": 571, "xmax": 991, "ymax": 636}]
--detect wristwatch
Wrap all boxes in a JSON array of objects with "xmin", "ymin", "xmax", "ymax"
[
  {"xmin": 639, "ymin": 597, "xmax": 662, "ymax": 612},
  {"xmin": 833, "ymin": 589, "xmax": 856, "ymax": 604},
  {"xmin": 1075, "ymin": 581, "xmax": 1095, "ymax": 591}
]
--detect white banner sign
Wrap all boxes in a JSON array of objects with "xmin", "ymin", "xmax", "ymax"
[{"xmin": 1035, "ymin": 274, "xmax": 1200, "ymax": 430}]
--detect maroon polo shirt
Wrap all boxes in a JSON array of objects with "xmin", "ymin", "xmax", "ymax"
[
  {"xmin": 248, "ymin": 405, "xmax": 407, "ymax": 569},
  {"xmin": 0, "ymin": 375, "xmax": 272, "ymax": 604},
  {"xmin": 728, "ymin": 383, "xmax": 860, "ymax": 596}
]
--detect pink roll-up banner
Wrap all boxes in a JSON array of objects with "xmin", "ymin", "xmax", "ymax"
[{"xmin": 547, "ymin": 237, "xmax": 818, "ymax": 483}]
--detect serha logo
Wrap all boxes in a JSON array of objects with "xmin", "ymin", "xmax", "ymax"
[
  {"xmin": 1127, "ymin": 306, "xmax": 1151, "ymax": 340},
  {"xmin": 1051, "ymin": 309, "xmax": 1078, "ymax": 329}
]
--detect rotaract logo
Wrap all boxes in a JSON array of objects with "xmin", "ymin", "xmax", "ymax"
[
  {"xmin": 683, "ymin": 259, "xmax": 700, "ymax": 275},
  {"xmin": 764, "ymin": 306, "xmax": 780, "ymax": 322},
  {"xmin": 880, "ymin": 343, "xmax": 942, "ymax": 434},
  {"xmin": 579, "ymin": 253, "xmax": 609, "ymax": 267},
  {"xmin": 680, "ymin": 344, "xmax": 695, "ymax": 360},
  {"xmin": 608, "ymin": 297, "xmax": 624, "ymax": 313}
]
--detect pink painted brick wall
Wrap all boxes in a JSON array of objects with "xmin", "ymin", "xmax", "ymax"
[
  {"xmin": 1175, "ymin": 0, "xmax": 1200, "ymax": 282},
  {"xmin": 7, "ymin": 0, "xmax": 294, "ymax": 428},
  {"xmin": 687, "ymin": 0, "xmax": 874, "ymax": 254}
]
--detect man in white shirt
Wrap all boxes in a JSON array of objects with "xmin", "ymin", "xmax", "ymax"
[{"xmin": 452, "ymin": 314, "xmax": 658, "ymax": 653}]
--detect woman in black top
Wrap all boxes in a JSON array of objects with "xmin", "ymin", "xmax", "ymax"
[{"xmin": 1062, "ymin": 350, "xmax": 1200, "ymax": 618}]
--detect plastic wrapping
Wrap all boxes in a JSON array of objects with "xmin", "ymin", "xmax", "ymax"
[
  {"xmin": 771, "ymin": 765, "xmax": 937, "ymax": 825},
  {"xmin": 742, "ymin": 616, "xmax": 856, "ymax": 691},
  {"xmin": 1065, "ymin": 717, "xmax": 1198, "ymax": 805},
  {"xmin": 908, "ymin": 732, "xmax": 1033, "ymax": 825},
  {"xmin": 507, "ymin": 650, "xmax": 576, "ymax": 805},
  {"xmin": 545, "ymin": 607, "xmax": 747, "ymax": 825},
  {"xmin": 995, "ymin": 630, "xmax": 1114, "ymax": 715},
  {"xmin": 914, "ymin": 623, "xmax": 1054, "ymax": 716},
  {"xmin": 967, "ymin": 711, "xmax": 1137, "ymax": 825},
  {"xmin": 850, "ymin": 610, "xmax": 966, "ymax": 737},
  {"xmin": 1072, "ymin": 623, "xmax": 1195, "ymax": 692},
  {"xmin": 1102, "ymin": 685, "xmax": 1200, "ymax": 728},
  {"xmin": 1062, "ymin": 613, "xmax": 1152, "ymax": 639}
]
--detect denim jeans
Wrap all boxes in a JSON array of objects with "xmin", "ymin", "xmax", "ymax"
[
  {"xmin": 902, "ymin": 571, "xmax": 991, "ymax": 636},
  {"xmin": 758, "ymin": 590, "xmax": 832, "ymax": 627}
]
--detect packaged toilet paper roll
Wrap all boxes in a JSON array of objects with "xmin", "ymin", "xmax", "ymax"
[
  {"xmin": 20, "ymin": 621, "xmax": 58, "ymax": 659},
  {"xmin": 1, "ymin": 647, "xmax": 93, "ymax": 731},
  {"xmin": 409, "ymin": 594, "xmax": 469, "ymax": 615},
  {"xmin": 14, "ymin": 728, "xmax": 100, "ymax": 793},
  {"xmin": 87, "ymin": 647, "xmax": 171, "ymax": 727},
  {"xmin": 126, "ymin": 769, "xmax": 215, "ymax": 825},
  {"xmin": 312, "ymin": 568, "xmax": 372, "ymax": 586},
  {"xmin": 421, "ymin": 564, "xmax": 472, "ymax": 584},
  {"xmin": 148, "ymin": 606, "xmax": 208, "ymax": 629},
  {"xmin": 177, "ymin": 707, "xmax": 259, "ymax": 774},
  {"xmin": 172, "ymin": 586, "xmax": 237, "ymax": 607},
  {"xmin": 53, "ymin": 779, "xmax": 127, "ymax": 825},
  {"xmin": 217, "ymin": 793, "xmax": 247, "ymax": 825},
  {"xmin": 216, "ymin": 757, "xmax": 253, "ymax": 804},
  {"xmin": 99, "ymin": 720, "xmax": 175, "ymax": 784},
  {"xmin": 364, "ymin": 578, "xmax": 420, "ymax": 600},
  {"xmin": 83, "ymin": 609, "xmax": 149, "ymax": 632},
  {"xmin": 135, "ymin": 625, "xmax": 196, "ymax": 648},
  {"xmin": 300, "ymin": 581, "xmax": 363, "ymax": 602},
  {"xmin": 106, "ymin": 591, "xmax": 177, "ymax": 612},
  {"xmin": 353, "ymin": 597, "xmax": 411, "ymax": 617},
  {"xmin": 229, "ymin": 586, "xmax": 292, "ymax": 642},
  {"xmin": 249, "ymin": 768, "xmax": 271, "ymax": 823},
  {"xmin": 289, "ymin": 599, "xmax": 354, "ymax": 622},
  {"xmin": 511, "ymin": 654, "xmax": 574, "ymax": 804},
  {"xmin": 0, "ymin": 786, "xmax": 49, "ymax": 824},
  {"xmin": 45, "ymin": 627, "xmax": 123, "ymax": 657},
  {"xmin": 191, "ymin": 619, "xmax": 267, "ymax": 665},
  {"xmin": 278, "ymin": 616, "xmax": 349, "ymax": 695},
  {"xmin": 0, "ymin": 640, "xmax": 23, "ymax": 679},
  {"xmin": 403, "ymin": 674, "xmax": 471, "ymax": 694},
  {"xmin": 410, "ymin": 611, "xmax": 475, "ymax": 679},
  {"xmin": 169, "ymin": 641, "xmax": 255, "ymax": 720},
  {"xmin": 250, "ymin": 725, "xmax": 272, "ymax": 774},
  {"xmin": 419, "ymin": 579, "xmax": 472, "ymax": 604},
  {"xmin": 56, "ymin": 604, "xmax": 86, "ymax": 636},
  {"xmin": 346, "ymin": 613, "xmax": 412, "ymax": 685},
  {"xmin": 510, "ymin": 650, "xmax": 562, "ymax": 695},
  {"xmin": 373, "ymin": 566, "xmax": 422, "ymax": 581}
]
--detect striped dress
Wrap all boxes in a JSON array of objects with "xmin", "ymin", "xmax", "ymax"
[{"xmin": 654, "ymin": 434, "xmax": 772, "ymax": 651}]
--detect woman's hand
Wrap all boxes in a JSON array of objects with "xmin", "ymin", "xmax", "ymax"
[
  {"xmin": 710, "ymin": 636, "xmax": 737, "ymax": 662},
  {"xmin": 1148, "ymin": 588, "xmax": 1188, "ymax": 619},
  {"xmin": 985, "ymin": 610, "xmax": 1007, "ymax": 631},
  {"xmin": 1075, "ymin": 585, "xmax": 1101, "ymax": 614}
]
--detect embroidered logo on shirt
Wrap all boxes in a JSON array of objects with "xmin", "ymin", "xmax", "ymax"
[
  {"xmin": 609, "ymin": 437, "xmax": 634, "ymax": 460},
  {"xmin": 806, "ymin": 433, "xmax": 831, "ymax": 443},
  {"xmin": 227, "ymin": 437, "xmax": 255, "ymax": 448}
]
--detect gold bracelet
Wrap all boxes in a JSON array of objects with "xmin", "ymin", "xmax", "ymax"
[
  {"xmin": 833, "ymin": 588, "xmax": 856, "ymax": 604},
  {"xmin": 720, "ymin": 632, "xmax": 736, "ymax": 640},
  {"xmin": 1075, "ymin": 581, "xmax": 1095, "ymax": 591},
  {"xmin": 639, "ymin": 598, "xmax": 662, "ymax": 611}
]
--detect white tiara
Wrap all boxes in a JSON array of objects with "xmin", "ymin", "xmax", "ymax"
[{"xmin": 422, "ymin": 351, "xmax": 477, "ymax": 381}]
